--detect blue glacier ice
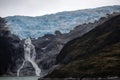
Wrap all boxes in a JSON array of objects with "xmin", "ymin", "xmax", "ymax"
[{"xmin": 5, "ymin": 5, "xmax": 120, "ymax": 39}]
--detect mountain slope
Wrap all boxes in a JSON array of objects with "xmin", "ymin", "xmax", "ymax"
[
  {"xmin": 0, "ymin": 17, "xmax": 23, "ymax": 76},
  {"xmin": 2, "ymin": 6, "xmax": 120, "ymax": 76},
  {"xmin": 2, "ymin": 10, "xmax": 119, "ymax": 77},
  {"xmin": 47, "ymin": 14, "xmax": 120, "ymax": 78},
  {"xmin": 5, "ymin": 6, "xmax": 120, "ymax": 39}
]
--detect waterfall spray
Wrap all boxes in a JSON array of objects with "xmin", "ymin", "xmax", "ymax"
[{"xmin": 17, "ymin": 38, "xmax": 41, "ymax": 77}]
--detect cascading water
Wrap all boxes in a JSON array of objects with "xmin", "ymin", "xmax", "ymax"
[{"xmin": 17, "ymin": 38, "xmax": 41, "ymax": 77}]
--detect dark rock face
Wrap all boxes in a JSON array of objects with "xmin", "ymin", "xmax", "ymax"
[
  {"xmin": 46, "ymin": 14, "xmax": 120, "ymax": 78},
  {"xmin": 0, "ymin": 17, "xmax": 24, "ymax": 76},
  {"xmin": 7, "ymin": 35, "xmax": 24, "ymax": 76},
  {"xmin": 0, "ymin": 36, "xmax": 12, "ymax": 75},
  {"xmin": 0, "ymin": 17, "xmax": 13, "ymax": 75}
]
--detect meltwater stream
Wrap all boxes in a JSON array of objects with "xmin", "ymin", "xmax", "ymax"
[{"xmin": 17, "ymin": 38, "xmax": 41, "ymax": 77}]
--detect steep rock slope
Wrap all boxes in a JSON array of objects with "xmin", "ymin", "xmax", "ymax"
[
  {"xmin": 0, "ymin": 17, "xmax": 23, "ymax": 76},
  {"xmin": 32, "ymin": 13, "xmax": 119, "ymax": 77},
  {"xmin": 47, "ymin": 14, "xmax": 120, "ymax": 78},
  {"xmin": 0, "ymin": 17, "xmax": 11, "ymax": 75}
]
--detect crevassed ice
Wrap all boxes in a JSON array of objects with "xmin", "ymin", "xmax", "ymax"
[{"xmin": 5, "ymin": 6, "xmax": 120, "ymax": 39}]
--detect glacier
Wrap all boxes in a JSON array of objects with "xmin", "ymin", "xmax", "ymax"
[{"xmin": 5, "ymin": 5, "xmax": 120, "ymax": 39}]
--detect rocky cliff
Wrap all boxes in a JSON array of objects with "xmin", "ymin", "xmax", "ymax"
[{"xmin": 0, "ymin": 17, "xmax": 24, "ymax": 76}]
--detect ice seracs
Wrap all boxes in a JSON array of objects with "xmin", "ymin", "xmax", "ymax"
[{"xmin": 5, "ymin": 6, "xmax": 120, "ymax": 39}]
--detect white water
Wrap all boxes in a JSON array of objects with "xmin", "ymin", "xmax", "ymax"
[{"xmin": 17, "ymin": 38, "xmax": 41, "ymax": 77}]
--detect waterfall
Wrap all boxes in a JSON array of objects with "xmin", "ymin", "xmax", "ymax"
[{"xmin": 17, "ymin": 38, "xmax": 41, "ymax": 77}]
